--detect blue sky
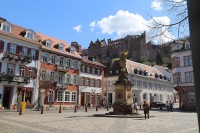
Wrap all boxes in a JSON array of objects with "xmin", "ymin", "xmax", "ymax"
[{"xmin": 1, "ymin": 0, "xmax": 188, "ymax": 48}]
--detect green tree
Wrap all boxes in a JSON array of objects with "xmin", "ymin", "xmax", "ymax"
[{"xmin": 155, "ymin": 53, "xmax": 163, "ymax": 65}]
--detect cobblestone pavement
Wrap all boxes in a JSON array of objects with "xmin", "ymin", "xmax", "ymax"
[{"xmin": 0, "ymin": 107, "xmax": 199, "ymax": 133}]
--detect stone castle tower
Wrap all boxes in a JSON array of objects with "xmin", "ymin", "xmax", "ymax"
[{"xmin": 86, "ymin": 32, "xmax": 147, "ymax": 62}]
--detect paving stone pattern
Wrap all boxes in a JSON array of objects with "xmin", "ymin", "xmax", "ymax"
[{"xmin": 0, "ymin": 108, "xmax": 198, "ymax": 133}]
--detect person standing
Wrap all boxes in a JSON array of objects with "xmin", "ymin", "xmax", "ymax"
[
  {"xmin": 142, "ymin": 101, "xmax": 149, "ymax": 119},
  {"xmin": 17, "ymin": 91, "xmax": 22, "ymax": 112}
]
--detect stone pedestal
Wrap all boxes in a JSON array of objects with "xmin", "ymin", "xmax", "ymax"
[{"xmin": 113, "ymin": 83, "xmax": 133, "ymax": 114}]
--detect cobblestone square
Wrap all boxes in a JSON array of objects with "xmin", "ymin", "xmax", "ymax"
[{"xmin": 0, "ymin": 107, "xmax": 198, "ymax": 133}]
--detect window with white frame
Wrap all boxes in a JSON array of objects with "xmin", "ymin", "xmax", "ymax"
[
  {"xmin": 59, "ymin": 57, "xmax": 64, "ymax": 67},
  {"xmin": 143, "ymin": 81, "xmax": 147, "ymax": 88},
  {"xmin": 31, "ymin": 49, "xmax": 36, "ymax": 59},
  {"xmin": 74, "ymin": 60, "xmax": 78, "ymax": 69},
  {"xmin": 82, "ymin": 65, "xmax": 85, "ymax": 72},
  {"xmin": 86, "ymin": 78, "xmax": 90, "ymax": 86},
  {"xmin": 19, "ymin": 66, "xmax": 25, "ymax": 77},
  {"xmin": 82, "ymin": 77, "xmax": 85, "ymax": 85},
  {"xmin": 67, "ymin": 59, "xmax": 71, "ymax": 68},
  {"xmin": 27, "ymin": 32, "xmax": 34, "ymax": 39},
  {"xmin": 42, "ymin": 53, "xmax": 48, "ymax": 62},
  {"xmin": 41, "ymin": 70, "xmax": 46, "ymax": 80},
  {"xmin": 7, "ymin": 64, "xmax": 15, "ymax": 75},
  {"xmin": 57, "ymin": 90, "xmax": 63, "ymax": 102},
  {"xmin": 98, "ymin": 69, "xmax": 101, "ymax": 75},
  {"xmin": 143, "ymin": 93, "xmax": 147, "ymax": 100},
  {"xmin": 58, "ymin": 73, "xmax": 63, "ymax": 83},
  {"xmin": 2, "ymin": 24, "xmax": 11, "ymax": 32},
  {"xmin": 48, "ymin": 91, "xmax": 54, "ymax": 102},
  {"xmin": 73, "ymin": 76, "xmax": 77, "ymax": 84},
  {"xmin": 46, "ymin": 41, "xmax": 51, "ymax": 48},
  {"xmin": 64, "ymin": 91, "xmax": 70, "ymax": 102},
  {"xmin": 66, "ymin": 74, "xmax": 70, "ymax": 84},
  {"xmin": 185, "ymin": 71, "xmax": 194, "ymax": 83},
  {"xmin": 71, "ymin": 92, "xmax": 76, "ymax": 102},
  {"xmin": 184, "ymin": 55, "xmax": 193, "ymax": 66},
  {"xmin": 92, "ymin": 68, "xmax": 95, "ymax": 74},
  {"xmin": 51, "ymin": 55, "xmax": 56, "ymax": 64},
  {"xmin": 149, "ymin": 82, "xmax": 152, "ymax": 89},
  {"xmin": 87, "ymin": 66, "xmax": 90, "ymax": 73},
  {"xmin": 160, "ymin": 94, "xmax": 163, "ymax": 101},
  {"xmin": 10, "ymin": 44, "xmax": 16, "ymax": 54},
  {"xmin": 22, "ymin": 47, "xmax": 28, "ymax": 57},
  {"xmin": 175, "ymin": 44, "xmax": 179, "ymax": 50},
  {"xmin": 92, "ymin": 79, "xmax": 95, "ymax": 87},
  {"xmin": 58, "ymin": 45, "xmax": 64, "ymax": 51},
  {"xmin": 50, "ymin": 71, "xmax": 55, "ymax": 80},
  {"xmin": 29, "ymin": 67, "xmax": 34, "ymax": 78},
  {"xmin": 185, "ymin": 43, "xmax": 190, "ymax": 49},
  {"xmin": 96, "ymin": 80, "xmax": 100, "ymax": 87},
  {"xmin": 70, "ymin": 47, "xmax": 76, "ymax": 54},
  {"xmin": 187, "ymin": 92, "xmax": 195, "ymax": 103}
]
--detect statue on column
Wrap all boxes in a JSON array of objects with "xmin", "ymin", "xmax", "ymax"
[{"xmin": 116, "ymin": 51, "xmax": 130, "ymax": 84}]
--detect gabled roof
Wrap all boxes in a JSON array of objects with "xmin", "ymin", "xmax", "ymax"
[
  {"xmin": 36, "ymin": 32, "xmax": 82, "ymax": 59},
  {"xmin": 126, "ymin": 59, "xmax": 162, "ymax": 75},
  {"xmin": 81, "ymin": 59, "xmax": 106, "ymax": 68},
  {"xmin": 0, "ymin": 24, "xmax": 41, "ymax": 46}
]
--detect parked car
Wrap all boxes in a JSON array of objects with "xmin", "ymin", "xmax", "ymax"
[{"xmin": 150, "ymin": 102, "xmax": 165, "ymax": 110}]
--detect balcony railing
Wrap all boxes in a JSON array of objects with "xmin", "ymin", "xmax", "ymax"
[
  {"xmin": 2, "ymin": 51, "xmax": 32, "ymax": 63},
  {"xmin": 56, "ymin": 83, "xmax": 68, "ymax": 88},
  {"xmin": 0, "ymin": 74, "xmax": 30, "ymax": 84},
  {"xmin": 56, "ymin": 65, "xmax": 68, "ymax": 72}
]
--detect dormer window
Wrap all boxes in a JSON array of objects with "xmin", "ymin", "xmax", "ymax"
[
  {"xmin": 1, "ymin": 22, "xmax": 12, "ymax": 32},
  {"xmin": 185, "ymin": 43, "xmax": 190, "ymax": 49},
  {"xmin": 175, "ymin": 44, "xmax": 179, "ymax": 50},
  {"xmin": 70, "ymin": 47, "xmax": 76, "ymax": 54},
  {"xmin": 27, "ymin": 32, "xmax": 33, "ymax": 39},
  {"xmin": 3, "ymin": 24, "xmax": 11, "ymax": 32},
  {"xmin": 58, "ymin": 44, "xmax": 64, "ymax": 51},
  {"xmin": 46, "ymin": 40, "xmax": 52, "ymax": 48},
  {"xmin": 25, "ymin": 30, "xmax": 34, "ymax": 40}
]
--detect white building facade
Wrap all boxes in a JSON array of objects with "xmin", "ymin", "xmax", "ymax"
[
  {"xmin": 171, "ymin": 39, "xmax": 195, "ymax": 110},
  {"xmin": 0, "ymin": 18, "xmax": 40, "ymax": 109},
  {"xmin": 79, "ymin": 56, "xmax": 105, "ymax": 107},
  {"xmin": 105, "ymin": 59, "xmax": 173, "ymax": 106}
]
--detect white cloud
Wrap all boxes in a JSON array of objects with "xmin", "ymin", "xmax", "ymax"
[
  {"xmin": 90, "ymin": 10, "xmax": 174, "ymax": 43},
  {"xmin": 151, "ymin": 0, "xmax": 162, "ymax": 11},
  {"xmin": 72, "ymin": 25, "xmax": 82, "ymax": 32},
  {"xmin": 89, "ymin": 21, "xmax": 96, "ymax": 32}
]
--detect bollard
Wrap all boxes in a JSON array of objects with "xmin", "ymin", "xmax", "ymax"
[
  {"xmin": 19, "ymin": 106, "xmax": 22, "ymax": 115},
  {"xmin": 74, "ymin": 105, "xmax": 77, "ymax": 113},
  {"xmin": 96, "ymin": 106, "xmax": 98, "ymax": 111},
  {"xmin": 85, "ymin": 105, "xmax": 87, "ymax": 112},
  {"xmin": 107, "ymin": 105, "xmax": 109, "ymax": 111},
  {"xmin": 41, "ymin": 106, "xmax": 44, "ymax": 114},
  {"xmin": 59, "ymin": 106, "xmax": 61, "ymax": 113}
]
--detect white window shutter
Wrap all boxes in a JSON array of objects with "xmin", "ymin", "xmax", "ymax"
[
  {"xmin": 70, "ymin": 75, "xmax": 73, "ymax": 84},
  {"xmin": 77, "ymin": 76, "xmax": 81, "ymax": 85},
  {"xmin": 41, "ymin": 52, "xmax": 44, "ymax": 62},
  {"xmin": 78, "ymin": 61, "xmax": 81, "ymax": 70},
  {"xmin": 56, "ymin": 56, "xmax": 60, "ymax": 65},
  {"xmin": 63, "ymin": 58, "xmax": 67, "ymax": 67},
  {"xmin": 71, "ymin": 60, "xmax": 74, "ymax": 68},
  {"xmin": 48, "ymin": 54, "xmax": 51, "ymax": 63},
  {"xmin": 54, "ymin": 72, "xmax": 59, "ymax": 82}
]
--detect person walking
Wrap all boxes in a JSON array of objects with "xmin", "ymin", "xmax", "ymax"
[
  {"xmin": 142, "ymin": 101, "xmax": 149, "ymax": 119},
  {"xmin": 169, "ymin": 101, "xmax": 173, "ymax": 112},
  {"xmin": 166, "ymin": 101, "xmax": 169, "ymax": 112}
]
